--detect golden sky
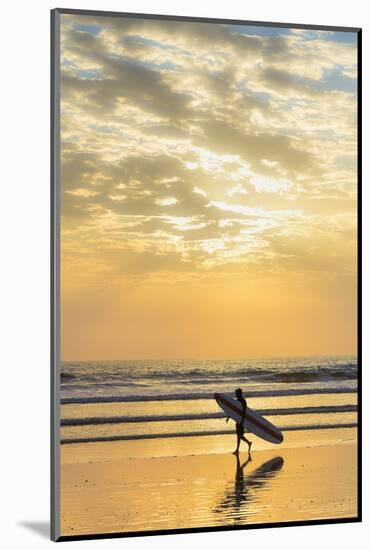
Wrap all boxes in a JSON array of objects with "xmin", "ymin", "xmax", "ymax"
[{"xmin": 60, "ymin": 15, "xmax": 358, "ymax": 360}]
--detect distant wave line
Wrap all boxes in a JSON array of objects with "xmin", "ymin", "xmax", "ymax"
[
  {"xmin": 61, "ymin": 387, "xmax": 356, "ymax": 404},
  {"xmin": 60, "ymin": 364, "xmax": 358, "ymax": 384},
  {"xmin": 60, "ymin": 422, "xmax": 357, "ymax": 444},
  {"xmin": 61, "ymin": 404, "xmax": 357, "ymax": 426},
  {"xmin": 61, "ymin": 371, "xmax": 357, "ymax": 387}
]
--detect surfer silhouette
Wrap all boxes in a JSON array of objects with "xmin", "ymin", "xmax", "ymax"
[{"xmin": 226, "ymin": 388, "xmax": 253, "ymax": 454}]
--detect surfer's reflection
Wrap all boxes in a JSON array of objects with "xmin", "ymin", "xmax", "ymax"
[
  {"xmin": 234, "ymin": 453, "xmax": 253, "ymax": 510},
  {"xmin": 214, "ymin": 455, "xmax": 284, "ymax": 523}
]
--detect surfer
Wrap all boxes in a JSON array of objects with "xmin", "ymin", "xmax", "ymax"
[{"xmin": 226, "ymin": 388, "xmax": 253, "ymax": 454}]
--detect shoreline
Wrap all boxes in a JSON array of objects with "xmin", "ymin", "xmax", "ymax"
[{"xmin": 61, "ymin": 426, "xmax": 356, "ymax": 462}]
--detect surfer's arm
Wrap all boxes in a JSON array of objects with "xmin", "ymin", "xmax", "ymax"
[{"xmin": 239, "ymin": 401, "xmax": 247, "ymax": 427}]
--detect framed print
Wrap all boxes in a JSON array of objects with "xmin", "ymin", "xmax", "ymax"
[{"xmin": 51, "ymin": 8, "xmax": 361, "ymax": 542}]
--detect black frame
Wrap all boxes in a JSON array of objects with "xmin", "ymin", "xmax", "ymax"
[{"xmin": 51, "ymin": 7, "xmax": 362, "ymax": 542}]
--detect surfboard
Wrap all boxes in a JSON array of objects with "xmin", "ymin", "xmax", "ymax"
[{"xmin": 214, "ymin": 392, "xmax": 284, "ymax": 444}]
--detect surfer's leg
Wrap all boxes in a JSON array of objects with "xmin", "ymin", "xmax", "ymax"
[
  {"xmin": 233, "ymin": 434, "xmax": 241, "ymax": 454},
  {"xmin": 241, "ymin": 435, "xmax": 253, "ymax": 451}
]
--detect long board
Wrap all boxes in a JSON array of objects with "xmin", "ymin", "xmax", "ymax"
[{"xmin": 214, "ymin": 392, "xmax": 284, "ymax": 444}]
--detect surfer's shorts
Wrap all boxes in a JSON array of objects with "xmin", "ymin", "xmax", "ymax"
[{"xmin": 236, "ymin": 424, "xmax": 244, "ymax": 436}]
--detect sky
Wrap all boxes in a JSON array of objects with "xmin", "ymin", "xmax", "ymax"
[{"xmin": 60, "ymin": 14, "xmax": 358, "ymax": 361}]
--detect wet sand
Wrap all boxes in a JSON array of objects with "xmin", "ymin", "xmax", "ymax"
[{"xmin": 60, "ymin": 428, "xmax": 358, "ymax": 537}]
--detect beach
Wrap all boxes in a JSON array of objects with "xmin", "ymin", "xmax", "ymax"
[
  {"xmin": 60, "ymin": 428, "xmax": 358, "ymax": 536},
  {"xmin": 59, "ymin": 357, "xmax": 358, "ymax": 536}
]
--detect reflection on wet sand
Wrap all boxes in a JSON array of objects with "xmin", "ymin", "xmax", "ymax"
[
  {"xmin": 61, "ymin": 444, "xmax": 357, "ymax": 536},
  {"xmin": 214, "ymin": 454, "xmax": 284, "ymax": 524}
]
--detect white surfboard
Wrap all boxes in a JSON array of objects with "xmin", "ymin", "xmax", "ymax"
[{"xmin": 214, "ymin": 392, "xmax": 284, "ymax": 444}]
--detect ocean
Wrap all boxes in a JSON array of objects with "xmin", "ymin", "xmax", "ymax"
[{"xmin": 60, "ymin": 356, "xmax": 358, "ymax": 446}]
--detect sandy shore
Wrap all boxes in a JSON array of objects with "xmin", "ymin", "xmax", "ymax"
[{"xmin": 60, "ymin": 428, "xmax": 357, "ymax": 537}]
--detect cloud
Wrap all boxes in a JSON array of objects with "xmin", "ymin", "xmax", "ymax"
[{"xmin": 59, "ymin": 13, "xmax": 357, "ymax": 282}]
